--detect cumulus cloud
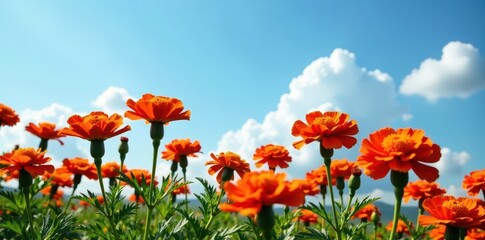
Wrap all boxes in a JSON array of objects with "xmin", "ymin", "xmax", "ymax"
[
  {"xmin": 400, "ymin": 41, "xmax": 485, "ymax": 102},
  {"xmin": 432, "ymin": 147, "xmax": 470, "ymax": 176},
  {"xmin": 92, "ymin": 86, "xmax": 132, "ymax": 114},
  {"xmin": 215, "ymin": 48, "xmax": 405, "ymax": 183}
]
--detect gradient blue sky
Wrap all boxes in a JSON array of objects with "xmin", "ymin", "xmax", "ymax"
[{"xmin": 1, "ymin": 1, "xmax": 484, "ymax": 204}]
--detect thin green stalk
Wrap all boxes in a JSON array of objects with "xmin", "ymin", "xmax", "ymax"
[
  {"xmin": 63, "ymin": 184, "xmax": 78, "ymax": 213},
  {"xmin": 389, "ymin": 187, "xmax": 404, "ymax": 240},
  {"xmin": 205, "ymin": 183, "xmax": 225, "ymax": 229},
  {"xmin": 143, "ymin": 139, "xmax": 160, "ymax": 240},
  {"xmin": 324, "ymin": 157, "xmax": 341, "ymax": 240},
  {"xmin": 183, "ymin": 172, "xmax": 188, "ymax": 212},
  {"xmin": 95, "ymin": 161, "xmax": 120, "ymax": 239},
  {"xmin": 23, "ymin": 188, "xmax": 36, "ymax": 239}
]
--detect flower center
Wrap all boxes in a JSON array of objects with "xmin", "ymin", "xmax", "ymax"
[
  {"xmin": 85, "ymin": 113, "xmax": 108, "ymax": 124},
  {"xmin": 149, "ymin": 96, "xmax": 170, "ymax": 105},
  {"xmin": 14, "ymin": 148, "xmax": 37, "ymax": 158},
  {"xmin": 382, "ymin": 134, "xmax": 415, "ymax": 153},
  {"xmin": 313, "ymin": 116, "xmax": 336, "ymax": 129},
  {"xmin": 443, "ymin": 200, "xmax": 469, "ymax": 217}
]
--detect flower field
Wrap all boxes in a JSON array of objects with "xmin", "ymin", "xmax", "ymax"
[{"xmin": 0, "ymin": 95, "xmax": 484, "ymax": 240}]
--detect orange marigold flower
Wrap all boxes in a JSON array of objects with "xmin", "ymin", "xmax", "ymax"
[
  {"xmin": 297, "ymin": 209, "xmax": 319, "ymax": 224},
  {"xmin": 0, "ymin": 103, "xmax": 20, "ymax": 127},
  {"xmin": 96, "ymin": 195, "xmax": 104, "ymax": 205},
  {"xmin": 25, "ymin": 122, "xmax": 66, "ymax": 145},
  {"xmin": 101, "ymin": 161, "xmax": 126, "ymax": 178},
  {"xmin": 41, "ymin": 186, "xmax": 64, "ymax": 200},
  {"xmin": 352, "ymin": 204, "xmax": 381, "ymax": 222},
  {"xmin": 330, "ymin": 159, "xmax": 355, "ymax": 179},
  {"xmin": 162, "ymin": 138, "xmax": 201, "ymax": 161},
  {"xmin": 418, "ymin": 195, "xmax": 485, "ymax": 229},
  {"xmin": 125, "ymin": 94, "xmax": 191, "ymax": 124},
  {"xmin": 205, "ymin": 151, "xmax": 250, "ymax": 183},
  {"xmin": 403, "ymin": 180, "xmax": 446, "ymax": 203},
  {"xmin": 121, "ymin": 169, "xmax": 157, "ymax": 187},
  {"xmin": 61, "ymin": 111, "xmax": 131, "ymax": 141},
  {"xmin": 0, "ymin": 148, "xmax": 54, "ymax": 177},
  {"xmin": 172, "ymin": 185, "xmax": 190, "ymax": 195},
  {"xmin": 291, "ymin": 111, "xmax": 358, "ymax": 150},
  {"xmin": 292, "ymin": 178, "xmax": 320, "ymax": 196},
  {"xmin": 219, "ymin": 171, "xmax": 305, "ymax": 216},
  {"xmin": 356, "ymin": 127, "xmax": 442, "ymax": 182},
  {"xmin": 57, "ymin": 157, "xmax": 98, "ymax": 180},
  {"xmin": 386, "ymin": 219, "xmax": 412, "ymax": 236},
  {"xmin": 306, "ymin": 165, "xmax": 330, "ymax": 186},
  {"xmin": 2, "ymin": 169, "xmax": 19, "ymax": 182},
  {"xmin": 129, "ymin": 193, "xmax": 145, "ymax": 204},
  {"xmin": 79, "ymin": 199, "xmax": 90, "ymax": 208},
  {"xmin": 467, "ymin": 228, "xmax": 485, "ymax": 240},
  {"xmin": 463, "ymin": 169, "xmax": 485, "ymax": 197},
  {"xmin": 429, "ymin": 224, "xmax": 445, "ymax": 240},
  {"xmin": 253, "ymin": 144, "xmax": 292, "ymax": 170},
  {"xmin": 43, "ymin": 169, "xmax": 73, "ymax": 188}
]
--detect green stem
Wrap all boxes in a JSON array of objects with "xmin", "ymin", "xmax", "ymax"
[
  {"xmin": 205, "ymin": 182, "xmax": 225, "ymax": 229},
  {"xmin": 444, "ymin": 225, "xmax": 460, "ymax": 240},
  {"xmin": 95, "ymin": 161, "xmax": 120, "ymax": 239},
  {"xmin": 143, "ymin": 139, "xmax": 160, "ymax": 240},
  {"xmin": 389, "ymin": 187, "xmax": 404, "ymax": 240},
  {"xmin": 324, "ymin": 157, "xmax": 341, "ymax": 240},
  {"xmin": 63, "ymin": 184, "xmax": 78, "ymax": 213},
  {"xmin": 23, "ymin": 188, "xmax": 36, "ymax": 239},
  {"xmin": 183, "ymin": 170, "xmax": 188, "ymax": 213}
]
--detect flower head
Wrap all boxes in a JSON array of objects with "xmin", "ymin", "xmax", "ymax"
[
  {"xmin": 0, "ymin": 103, "xmax": 20, "ymax": 127},
  {"xmin": 330, "ymin": 159, "xmax": 355, "ymax": 179},
  {"xmin": 463, "ymin": 169, "xmax": 485, "ymax": 197},
  {"xmin": 467, "ymin": 228, "xmax": 485, "ymax": 240},
  {"xmin": 428, "ymin": 224, "xmax": 445, "ymax": 240},
  {"xmin": 129, "ymin": 193, "xmax": 145, "ymax": 204},
  {"xmin": 61, "ymin": 111, "xmax": 131, "ymax": 141},
  {"xmin": 403, "ymin": 180, "xmax": 446, "ymax": 203},
  {"xmin": 162, "ymin": 138, "xmax": 201, "ymax": 161},
  {"xmin": 386, "ymin": 219, "xmax": 412, "ymax": 236},
  {"xmin": 41, "ymin": 186, "xmax": 64, "ymax": 200},
  {"xmin": 253, "ymin": 144, "xmax": 292, "ymax": 169},
  {"xmin": 57, "ymin": 158, "xmax": 98, "ymax": 180},
  {"xmin": 219, "ymin": 171, "xmax": 305, "ymax": 216},
  {"xmin": 25, "ymin": 122, "xmax": 66, "ymax": 145},
  {"xmin": 292, "ymin": 178, "xmax": 320, "ymax": 196},
  {"xmin": 305, "ymin": 165, "xmax": 330, "ymax": 186},
  {"xmin": 125, "ymin": 94, "xmax": 191, "ymax": 124},
  {"xmin": 205, "ymin": 152, "xmax": 250, "ymax": 184},
  {"xmin": 0, "ymin": 148, "xmax": 54, "ymax": 177},
  {"xmin": 291, "ymin": 111, "xmax": 358, "ymax": 150},
  {"xmin": 418, "ymin": 195, "xmax": 485, "ymax": 229},
  {"xmin": 101, "ymin": 161, "xmax": 126, "ymax": 178},
  {"xmin": 352, "ymin": 204, "xmax": 381, "ymax": 222},
  {"xmin": 172, "ymin": 185, "xmax": 190, "ymax": 195},
  {"xmin": 43, "ymin": 169, "xmax": 73, "ymax": 188},
  {"xmin": 357, "ymin": 127, "xmax": 442, "ymax": 182},
  {"xmin": 121, "ymin": 169, "xmax": 157, "ymax": 187},
  {"xmin": 296, "ymin": 209, "xmax": 319, "ymax": 224}
]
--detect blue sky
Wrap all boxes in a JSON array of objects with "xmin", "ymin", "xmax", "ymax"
[{"xmin": 1, "ymin": 1, "xmax": 484, "ymax": 204}]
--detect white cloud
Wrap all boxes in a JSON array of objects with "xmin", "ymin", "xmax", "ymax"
[
  {"xmin": 431, "ymin": 147, "xmax": 470, "ymax": 176},
  {"xmin": 401, "ymin": 113, "xmax": 413, "ymax": 122},
  {"xmin": 400, "ymin": 41, "xmax": 485, "ymax": 102},
  {"xmin": 91, "ymin": 86, "xmax": 132, "ymax": 114},
  {"xmin": 446, "ymin": 184, "xmax": 468, "ymax": 198},
  {"xmin": 215, "ymin": 48, "xmax": 405, "ymax": 182}
]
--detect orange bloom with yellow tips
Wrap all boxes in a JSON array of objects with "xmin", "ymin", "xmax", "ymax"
[
  {"xmin": 463, "ymin": 169, "xmax": 485, "ymax": 197},
  {"xmin": 205, "ymin": 151, "xmax": 250, "ymax": 184},
  {"xmin": 0, "ymin": 148, "xmax": 54, "ymax": 177},
  {"xmin": 125, "ymin": 94, "xmax": 191, "ymax": 124},
  {"xmin": 219, "ymin": 171, "xmax": 305, "ymax": 216},
  {"xmin": 61, "ymin": 111, "xmax": 131, "ymax": 141},
  {"xmin": 0, "ymin": 103, "xmax": 20, "ymax": 127},
  {"xmin": 330, "ymin": 159, "xmax": 355, "ymax": 179},
  {"xmin": 403, "ymin": 180, "xmax": 446, "ymax": 203},
  {"xmin": 291, "ymin": 111, "xmax": 358, "ymax": 150},
  {"xmin": 25, "ymin": 122, "xmax": 66, "ymax": 145},
  {"xmin": 306, "ymin": 164, "xmax": 330, "ymax": 186},
  {"xmin": 43, "ymin": 169, "xmax": 73, "ymax": 188},
  {"xmin": 418, "ymin": 195, "xmax": 485, "ymax": 229},
  {"xmin": 253, "ymin": 144, "xmax": 292, "ymax": 169},
  {"xmin": 357, "ymin": 127, "xmax": 442, "ymax": 182},
  {"xmin": 57, "ymin": 157, "xmax": 98, "ymax": 180},
  {"xmin": 162, "ymin": 138, "xmax": 201, "ymax": 162},
  {"xmin": 292, "ymin": 178, "xmax": 320, "ymax": 196},
  {"xmin": 101, "ymin": 161, "xmax": 126, "ymax": 178}
]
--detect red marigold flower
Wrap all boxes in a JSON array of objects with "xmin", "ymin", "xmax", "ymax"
[
  {"xmin": 162, "ymin": 138, "xmax": 201, "ymax": 161},
  {"xmin": 352, "ymin": 204, "xmax": 381, "ymax": 222},
  {"xmin": 172, "ymin": 185, "xmax": 190, "ymax": 195},
  {"xmin": 291, "ymin": 111, "xmax": 358, "ymax": 150},
  {"xmin": 41, "ymin": 186, "xmax": 64, "ymax": 200},
  {"xmin": 121, "ymin": 169, "xmax": 157, "ymax": 187},
  {"xmin": 305, "ymin": 165, "xmax": 330, "ymax": 186},
  {"xmin": 129, "ymin": 193, "xmax": 145, "ymax": 204},
  {"xmin": 205, "ymin": 151, "xmax": 250, "ymax": 184},
  {"xmin": 79, "ymin": 199, "xmax": 90, "ymax": 208},
  {"xmin": 418, "ymin": 195, "xmax": 485, "ymax": 229},
  {"xmin": 124, "ymin": 94, "xmax": 191, "ymax": 124},
  {"xmin": 463, "ymin": 169, "xmax": 485, "ymax": 197},
  {"xmin": 386, "ymin": 219, "xmax": 412, "ymax": 236},
  {"xmin": 2, "ymin": 169, "xmax": 19, "ymax": 182},
  {"xmin": 467, "ymin": 228, "xmax": 485, "ymax": 240},
  {"xmin": 292, "ymin": 178, "xmax": 320, "ymax": 196},
  {"xmin": 429, "ymin": 224, "xmax": 445, "ymax": 240},
  {"xmin": 403, "ymin": 180, "xmax": 446, "ymax": 203},
  {"xmin": 330, "ymin": 159, "xmax": 355, "ymax": 179},
  {"xmin": 57, "ymin": 158, "xmax": 98, "ymax": 180},
  {"xmin": 297, "ymin": 209, "xmax": 319, "ymax": 224},
  {"xmin": 61, "ymin": 111, "xmax": 131, "ymax": 141},
  {"xmin": 356, "ymin": 127, "xmax": 442, "ymax": 182},
  {"xmin": 0, "ymin": 103, "xmax": 20, "ymax": 127},
  {"xmin": 101, "ymin": 161, "xmax": 126, "ymax": 178},
  {"xmin": 219, "ymin": 171, "xmax": 305, "ymax": 216},
  {"xmin": 43, "ymin": 169, "xmax": 73, "ymax": 188},
  {"xmin": 0, "ymin": 148, "xmax": 54, "ymax": 177},
  {"xmin": 25, "ymin": 122, "xmax": 66, "ymax": 145},
  {"xmin": 253, "ymin": 144, "xmax": 292, "ymax": 170}
]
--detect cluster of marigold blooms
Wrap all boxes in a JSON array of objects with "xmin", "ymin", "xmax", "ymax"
[{"xmin": 1, "ymin": 96, "xmax": 485, "ymax": 240}]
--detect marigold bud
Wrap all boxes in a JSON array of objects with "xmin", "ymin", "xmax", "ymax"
[
  {"xmin": 118, "ymin": 136, "xmax": 129, "ymax": 156},
  {"xmin": 221, "ymin": 167, "xmax": 234, "ymax": 182},
  {"xmin": 90, "ymin": 140, "xmax": 105, "ymax": 160},
  {"xmin": 349, "ymin": 168, "xmax": 362, "ymax": 196},
  {"xmin": 391, "ymin": 170, "xmax": 409, "ymax": 189}
]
